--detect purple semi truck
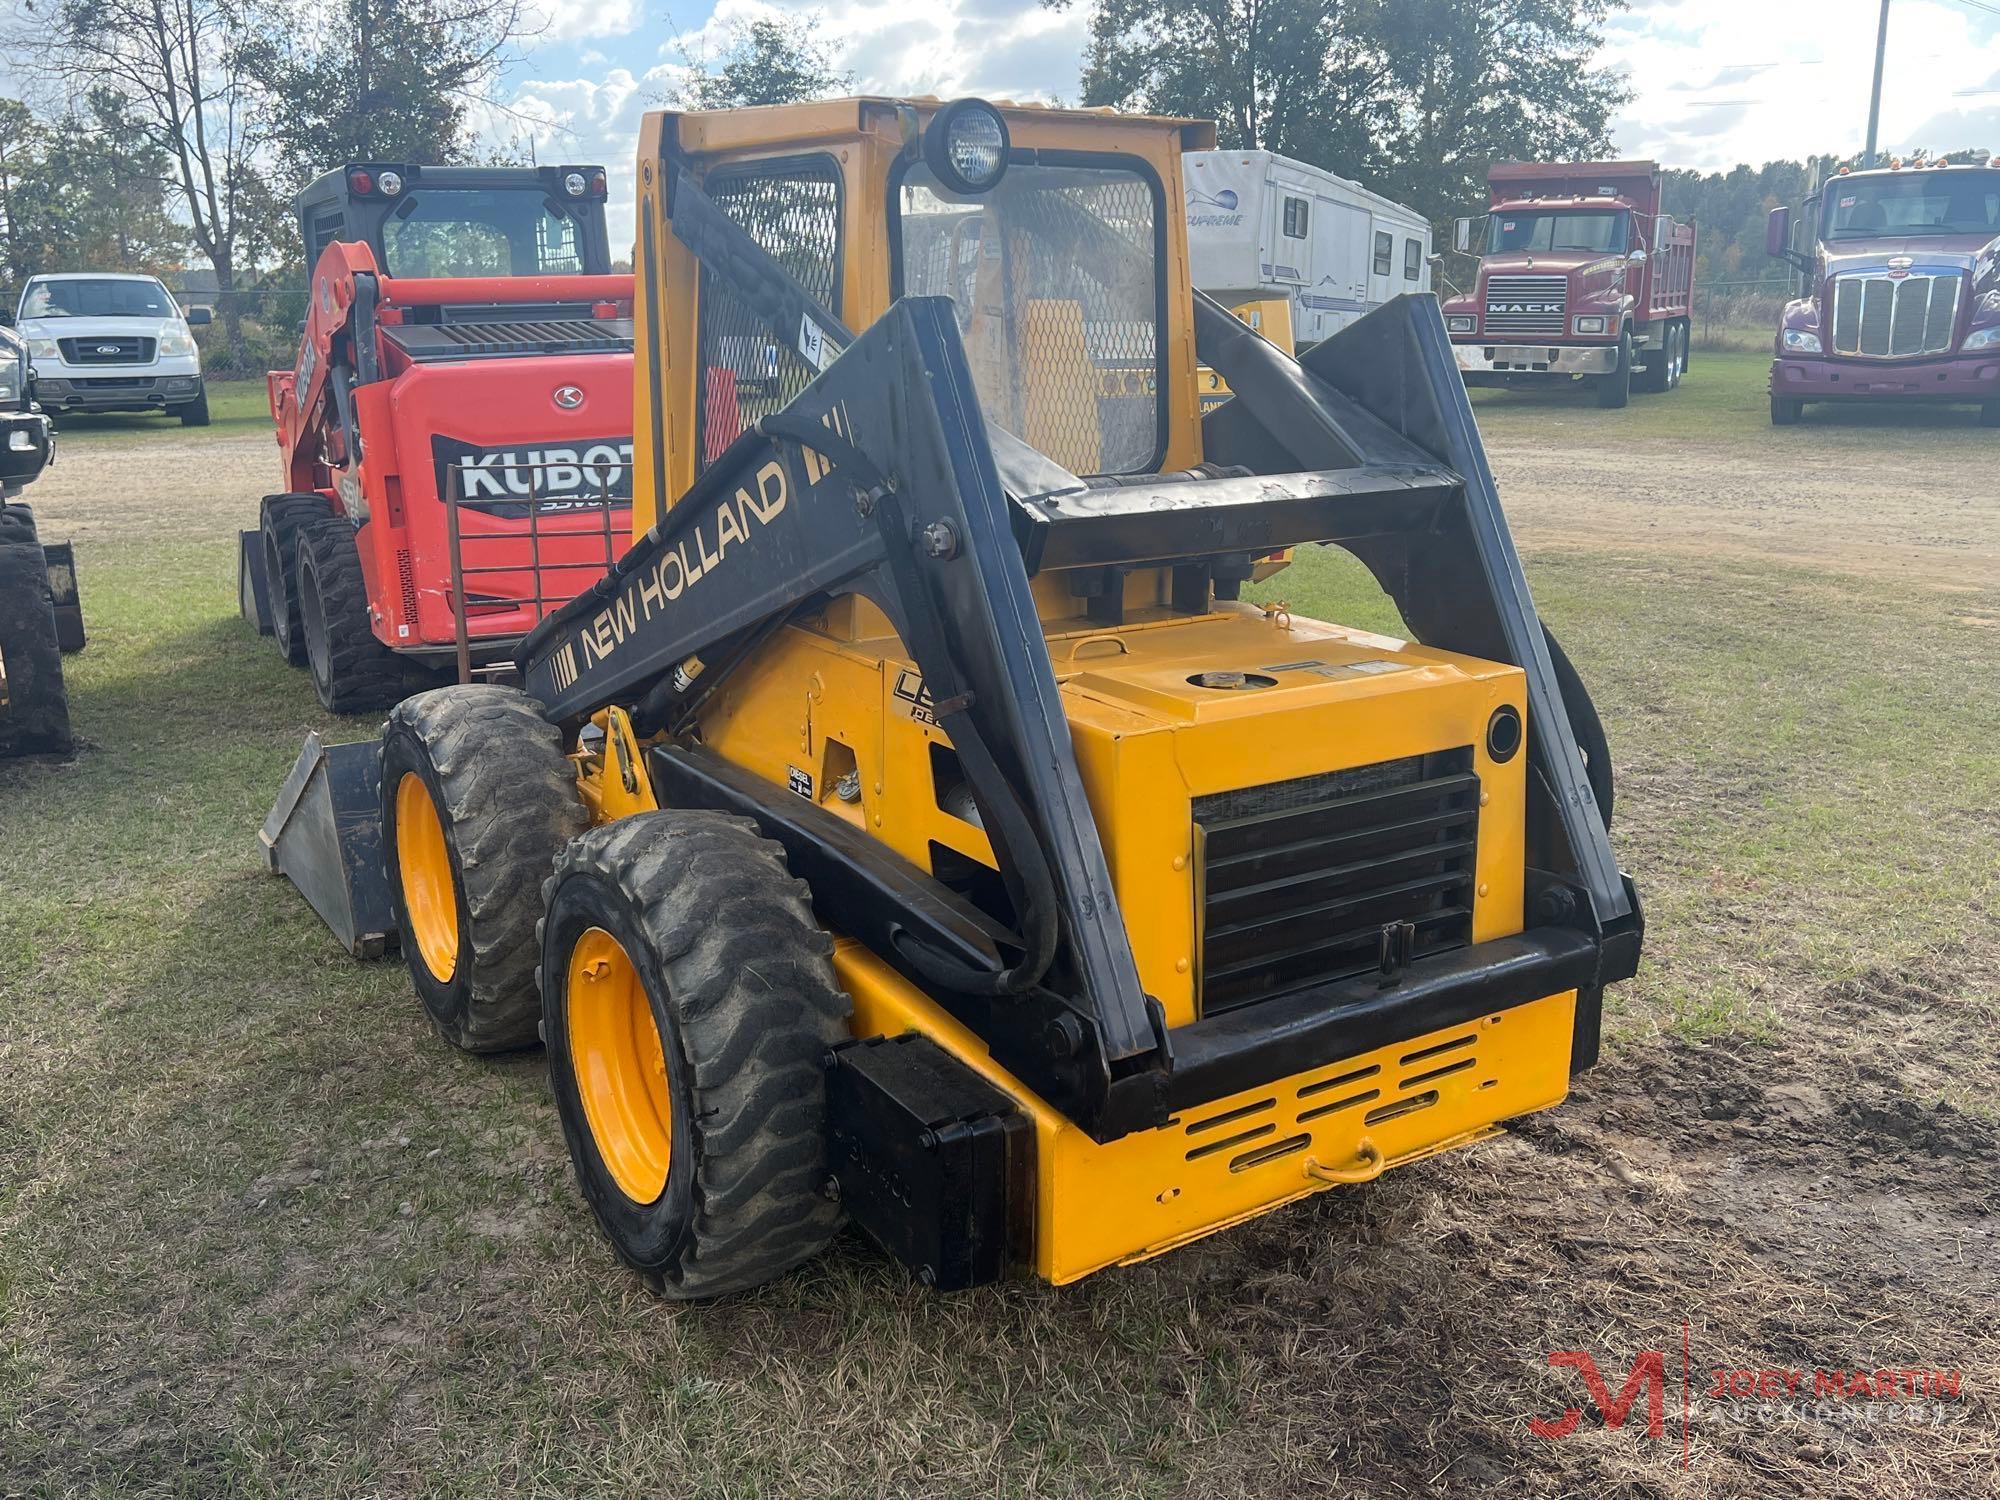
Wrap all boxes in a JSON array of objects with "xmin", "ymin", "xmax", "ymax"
[{"xmin": 1766, "ymin": 158, "xmax": 2000, "ymax": 425}]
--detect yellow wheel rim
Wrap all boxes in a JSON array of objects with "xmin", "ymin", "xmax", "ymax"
[
  {"xmin": 567, "ymin": 926, "xmax": 673, "ymax": 1204},
  {"xmin": 395, "ymin": 773, "xmax": 460, "ymax": 983}
]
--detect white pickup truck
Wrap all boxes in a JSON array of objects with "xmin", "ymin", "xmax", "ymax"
[{"xmin": 14, "ymin": 272, "xmax": 211, "ymax": 426}]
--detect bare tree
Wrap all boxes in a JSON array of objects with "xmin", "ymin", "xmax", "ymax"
[{"xmin": 13, "ymin": 0, "xmax": 276, "ymax": 354}]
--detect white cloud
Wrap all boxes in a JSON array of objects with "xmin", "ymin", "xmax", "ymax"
[
  {"xmin": 490, "ymin": 0, "xmax": 2000, "ymax": 253},
  {"xmin": 1603, "ymin": 0, "xmax": 2000, "ymax": 170},
  {"xmin": 486, "ymin": 0, "xmax": 1091, "ymax": 247},
  {"xmin": 524, "ymin": 0, "xmax": 646, "ymax": 45}
]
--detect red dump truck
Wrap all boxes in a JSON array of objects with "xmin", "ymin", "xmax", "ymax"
[{"xmin": 1443, "ymin": 160, "xmax": 1696, "ymax": 408}]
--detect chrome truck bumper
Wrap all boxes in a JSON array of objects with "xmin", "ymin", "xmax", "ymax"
[{"xmin": 1453, "ymin": 342, "xmax": 1619, "ymax": 377}]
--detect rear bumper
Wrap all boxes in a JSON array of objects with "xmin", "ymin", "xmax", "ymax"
[
  {"xmin": 1770, "ymin": 354, "xmax": 2000, "ymax": 402},
  {"xmin": 35, "ymin": 374, "xmax": 204, "ymax": 412},
  {"xmin": 1454, "ymin": 341, "xmax": 1618, "ymax": 378}
]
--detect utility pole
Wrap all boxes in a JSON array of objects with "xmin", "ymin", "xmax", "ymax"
[{"xmin": 1864, "ymin": 0, "xmax": 1891, "ymax": 165}]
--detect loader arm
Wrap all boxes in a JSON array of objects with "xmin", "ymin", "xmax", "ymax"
[{"xmin": 516, "ymin": 164, "xmax": 1639, "ymax": 1142}]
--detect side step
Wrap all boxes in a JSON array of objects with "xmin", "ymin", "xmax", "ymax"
[{"xmin": 261, "ymin": 731, "xmax": 396, "ymax": 958}]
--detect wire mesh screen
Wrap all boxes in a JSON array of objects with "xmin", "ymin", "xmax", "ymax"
[
  {"xmin": 695, "ymin": 157, "xmax": 843, "ymax": 471},
  {"xmin": 899, "ymin": 163, "xmax": 1162, "ymax": 476}
]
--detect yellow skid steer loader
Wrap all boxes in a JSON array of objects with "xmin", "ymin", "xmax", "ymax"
[{"xmin": 269, "ymin": 97, "xmax": 1641, "ymax": 1294}]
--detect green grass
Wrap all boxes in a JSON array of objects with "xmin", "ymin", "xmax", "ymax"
[
  {"xmin": 47, "ymin": 378, "xmax": 270, "ymax": 447},
  {"xmin": 4, "ymin": 399, "xmax": 1999, "ymax": 1493}
]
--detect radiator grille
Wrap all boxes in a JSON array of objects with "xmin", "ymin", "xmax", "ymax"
[
  {"xmin": 58, "ymin": 336, "xmax": 154, "ymax": 365},
  {"xmin": 1481, "ymin": 275, "xmax": 1568, "ymax": 337},
  {"xmin": 384, "ymin": 319, "xmax": 633, "ymax": 361},
  {"xmin": 1831, "ymin": 274, "xmax": 1960, "ymax": 357},
  {"xmin": 1194, "ymin": 749, "xmax": 1479, "ymax": 1014}
]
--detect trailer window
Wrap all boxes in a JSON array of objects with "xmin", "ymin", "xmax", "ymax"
[
  {"xmin": 1372, "ymin": 232, "xmax": 1393, "ymax": 277},
  {"xmin": 1282, "ymin": 196, "xmax": 1309, "ymax": 239},
  {"xmin": 1489, "ymin": 211, "xmax": 1627, "ymax": 254},
  {"xmin": 694, "ymin": 156, "xmax": 844, "ymax": 471},
  {"xmin": 380, "ymin": 189, "xmax": 587, "ymax": 277},
  {"xmin": 896, "ymin": 160, "xmax": 1163, "ymax": 477},
  {"xmin": 1403, "ymin": 238, "xmax": 1422, "ymax": 280}
]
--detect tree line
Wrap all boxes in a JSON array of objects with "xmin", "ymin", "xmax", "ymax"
[
  {"xmin": 0, "ymin": 0, "xmax": 1952, "ymax": 363},
  {"xmin": 0, "ymin": 0, "xmax": 535, "ymax": 361}
]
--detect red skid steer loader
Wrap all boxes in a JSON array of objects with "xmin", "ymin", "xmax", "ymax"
[{"xmin": 242, "ymin": 163, "xmax": 638, "ymax": 716}]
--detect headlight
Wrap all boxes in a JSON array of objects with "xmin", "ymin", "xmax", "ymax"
[
  {"xmin": 564, "ymin": 170, "xmax": 587, "ymax": 196},
  {"xmin": 1573, "ymin": 315, "xmax": 1607, "ymax": 335},
  {"xmin": 0, "ymin": 384, "xmax": 12, "ymax": 402},
  {"xmin": 1783, "ymin": 328, "xmax": 1822, "ymax": 353},
  {"xmin": 27, "ymin": 338, "xmax": 59, "ymax": 362},
  {"xmin": 1446, "ymin": 314, "xmax": 1476, "ymax": 334},
  {"xmin": 923, "ymin": 98, "xmax": 1010, "ymax": 195},
  {"xmin": 378, "ymin": 169, "xmax": 404, "ymax": 197},
  {"xmin": 157, "ymin": 330, "xmax": 197, "ymax": 358},
  {"xmin": 1963, "ymin": 325, "xmax": 2000, "ymax": 350}
]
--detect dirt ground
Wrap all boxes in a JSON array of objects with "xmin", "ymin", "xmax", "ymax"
[
  {"xmin": 3, "ymin": 392, "xmax": 1998, "ymax": 1497},
  {"xmin": 1486, "ymin": 435, "xmax": 2000, "ymax": 596}
]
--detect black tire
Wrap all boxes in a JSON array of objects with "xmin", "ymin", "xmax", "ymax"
[
  {"xmin": 0, "ymin": 504, "xmax": 36, "ymax": 549},
  {"xmin": 1635, "ymin": 327, "xmax": 1669, "ymax": 394},
  {"xmin": 1543, "ymin": 626, "xmax": 1613, "ymax": 830},
  {"xmin": 0, "ymin": 541, "xmax": 73, "ymax": 756},
  {"xmin": 260, "ymin": 492, "xmax": 329, "ymax": 666},
  {"xmin": 1980, "ymin": 401, "xmax": 2000, "ymax": 428},
  {"xmin": 541, "ymin": 812, "xmax": 850, "ymax": 1298},
  {"xmin": 1595, "ymin": 331, "xmax": 1632, "ymax": 408},
  {"xmin": 380, "ymin": 685, "xmax": 588, "ymax": 1052},
  {"xmin": 178, "ymin": 390, "xmax": 210, "ymax": 427},
  {"xmin": 1771, "ymin": 396, "xmax": 1803, "ymax": 426},
  {"xmin": 295, "ymin": 517, "xmax": 413, "ymax": 714}
]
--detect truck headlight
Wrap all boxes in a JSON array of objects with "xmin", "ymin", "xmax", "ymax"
[
  {"xmin": 27, "ymin": 338, "xmax": 59, "ymax": 362},
  {"xmin": 157, "ymin": 330, "xmax": 197, "ymax": 358},
  {"xmin": 1573, "ymin": 315, "xmax": 1607, "ymax": 335},
  {"xmin": 1964, "ymin": 325, "xmax": 2000, "ymax": 350},
  {"xmin": 1446, "ymin": 314, "xmax": 1476, "ymax": 334},
  {"xmin": 1783, "ymin": 328, "xmax": 1822, "ymax": 353}
]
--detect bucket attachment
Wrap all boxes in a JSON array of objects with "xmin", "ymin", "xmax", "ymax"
[
  {"xmin": 261, "ymin": 731, "xmax": 397, "ymax": 958},
  {"xmin": 41, "ymin": 541, "xmax": 84, "ymax": 653},
  {"xmin": 238, "ymin": 529, "xmax": 273, "ymax": 633}
]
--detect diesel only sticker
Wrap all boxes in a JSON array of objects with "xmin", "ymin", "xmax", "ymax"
[{"xmin": 432, "ymin": 435, "xmax": 635, "ymax": 517}]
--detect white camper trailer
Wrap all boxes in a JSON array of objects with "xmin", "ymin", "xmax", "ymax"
[{"xmin": 1184, "ymin": 151, "xmax": 1433, "ymax": 346}]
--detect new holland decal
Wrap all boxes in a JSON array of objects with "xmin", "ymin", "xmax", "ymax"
[{"xmin": 569, "ymin": 459, "xmax": 791, "ymax": 674}]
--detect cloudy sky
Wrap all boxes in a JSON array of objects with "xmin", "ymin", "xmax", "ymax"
[{"xmin": 497, "ymin": 0, "xmax": 2000, "ymax": 245}]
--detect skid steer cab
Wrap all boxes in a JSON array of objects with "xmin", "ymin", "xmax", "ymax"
[
  {"xmin": 240, "ymin": 163, "xmax": 637, "ymax": 715},
  {"xmin": 275, "ymin": 97, "xmax": 1642, "ymax": 1296}
]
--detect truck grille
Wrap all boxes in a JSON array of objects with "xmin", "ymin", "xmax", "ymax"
[
  {"xmin": 1831, "ymin": 274, "xmax": 1960, "ymax": 358},
  {"xmin": 58, "ymin": 336, "xmax": 154, "ymax": 365},
  {"xmin": 1194, "ymin": 749, "xmax": 1479, "ymax": 1014},
  {"xmin": 1481, "ymin": 275, "xmax": 1567, "ymax": 337}
]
